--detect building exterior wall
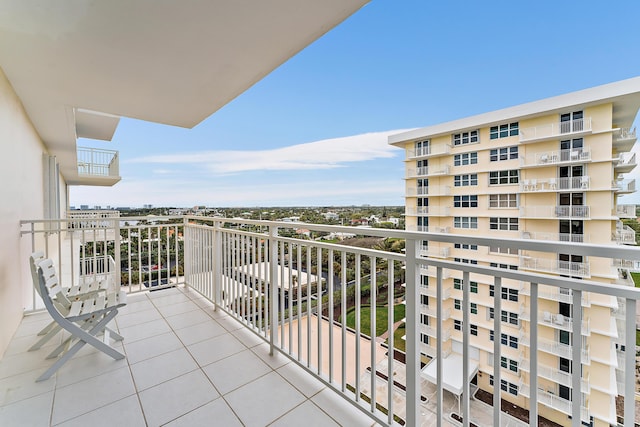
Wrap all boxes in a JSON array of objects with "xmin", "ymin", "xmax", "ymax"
[
  {"xmin": 396, "ymin": 90, "xmax": 638, "ymax": 426},
  {"xmin": 0, "ymin": 66, "xmax": 53, "ymax": 356}
]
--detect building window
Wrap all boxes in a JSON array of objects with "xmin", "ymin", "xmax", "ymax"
[
  {"xmin": 454, "ymin": 258, "xmax": 478, "ymax": 265},
  {"xmin": 454, "ymin": 195, "xmax": 478, "ymax": 208},
  {"xmin": 489, "ymin": 330, "xmax": 494, "ymax": 341},
  {"xmin": 488, "ymin": 245, "xmax": 519, "ymax": 255},
  {"xmin": 489, "ymin": 217, "xmax": 519, "ymax": 231},
  {"xmin": 454, "ymin": 243, "xmax": 478, "ymax": 250},
  {"xmin": 454, "ymin": 174, "xmax": 478, "ymax": 186},
  {"xmin": 490, "ymin": 262, "xmax": 518, "ymax": 270},
  {"xmin": 489, "ymin": 170, "xmax": 519, "ymax": 185},
  {"xmin": 421, "ymin": 333, "xmax": 429, "ymax": 345},
  {"xmin": 489, "ymin": 285, "xmax": 494, "ymax": 297},
  {"xmin": 471, "ymin": 303, "xmax": 478, "ymax": 315},
  {"xmin": 453, "ymin": 130, "xmax": 479, "ymax": 146},
  {"xmin": 490, "ymin": 123, "xmax": 519, "ymax": 139},
  {"xmin": 454, "ymin": 299, "xmax": 461, "ymax": 310},
  {"xmin": 420, "ymin": 313, "xmax": 429, "ymax": 325},
  {"xmin": 453, "ymin": 279, "xmax": 479, "ymax": 293},
  {"xmin": 500, "ymin": 310, "xmax": 519, "ymax": 326},
  {"xmin": 502, "ymin": 288, "xmax": 519, "ymax": 302},
  {"xmin": 454, "ymin": 217, "xmax": 478, "ymax": 229},
  {"xmin": 454, "ymin": 152, "xmax": 478, "ymax": 166},
  {"xmin": 490, "ymin": 146, "xmax": 518, "ymax": 161},
  {"xmin": 489, "ymin": 193, "xmax": 517, "ymax": 208},
  {"xmin": 420, "ymin": 294, "xmax": 429, "ymax": 305},
  {"xmin": 489, "ymin": 307, "xmax": 495, "ymax": 319},
  {"xmin": 454, "ymin": 320, "xmax": 462, "ymax": 331},
  {"xmin": 470, "ymin": 324, "xmax": 478, "ymax": 336},
  {"xmin": 500, "ymin": 333, "xmax": 518, "ymax": 349}
]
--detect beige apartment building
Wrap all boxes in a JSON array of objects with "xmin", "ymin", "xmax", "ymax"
[{"xmin": 390, "ymin": 77, "xmax": 640, "ymax": 426}]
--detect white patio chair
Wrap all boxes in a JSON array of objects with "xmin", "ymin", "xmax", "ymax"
[
  {"xmin": 28, "ymin": 252, "xmax": 110, "ymax": 351},
  {"xmin": 35, "ymin": 259, "xmax": 126, "ymax": 382},
  {"xmin": 548, "ymin": 178, "xmax": 557, "ymax": 190}
]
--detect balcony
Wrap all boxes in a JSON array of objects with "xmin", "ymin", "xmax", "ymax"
[
  {"xmin": 420, "ymin": 304, "xmax": 451, "ymax": 320},
  {"xmin": 520, "ymin": 256, "xmax": 590, "ymax": 277},
  {"xmin": 405, "ymin": 165, "xmax": 450, "ymax": 178},
  {"xmin": 519, "ymin": 117, "xmax": 592, "ymax": 143},
  {"xmin": 71, "ymin": 147, "xmax": 121, "ymax": 186},
  {"xmin": 11, "ymin": 216, "xmax": 640, "ymax": 426},
  {"xmin": 520, "ymin": 148, "xmax": 591, "ymax": 167},
  {"xmin": 521, "ymin": 231, "xmax": 589, "ymax": 243},
  {"xmin": 405, "ymin": 206, "xmax": 450, "ymax": 217},
  {"xmin": 520, "ymin": 176, "xmax": 590, "ymax": 192},
  {"xmin": 406, "ymin": 144, "xmax": 450, "ymax": 159},
  {"xmin": 418, "ymin": 245, "xmax": 450, "ymax": 259},
  {"xmin": 519, "ymin": 384, "xmax": 590, "ymax": 422},
  {"xmin": 615, "ymin": 204, "xmax": 637, "ymax": 218},
  {"xmin": 407, "ymin": 225, "xmax": 450, "ymax": 233},
  {"xmin": 614, "ymin": 127, "xmax": 637, "ymax": 151},
  {"xmin": 613, "ymin": 179, "xmax": 636, "ymax": 194},
  {"xmin": 519, "ymin": 205, "xmax": 590, "ymax": 219},
  {"xmin": 613, "ymin": 225, "xmax": 637, "ymax": 245},
  {"xmin": 406, "ymin": 185, "xmax": 450, "ymax": 197},
  {"xmin": 613, "ymin": 152, "xmax": 637, "ymax": 173},
  {"xmin": 537, "ymin": 337, "xmax": 590, "ymax": 363}
]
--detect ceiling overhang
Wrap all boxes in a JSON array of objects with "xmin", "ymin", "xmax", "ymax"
[{"xmin": 0, "ymin": 0, "xmax": 369, "ymax": 181}]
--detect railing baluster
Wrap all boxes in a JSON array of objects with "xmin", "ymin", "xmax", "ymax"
[
  {"xmin": 571, "ymin": 289, "xmax": 582, "ymax": 427},
  {"xmin": 529, "ymin": 282, "xmax": 538, "ymax": 427},
  {"xmin": 341, "ymin": 250, "xmax": 347, "ymax": 393},
  {"xmin": 306, "ymin": 245, "xmax": 312, "ymax": 368},
  {"xmin": 370, "ymin": 255, "xmax": 376, "ymax": 413},
  {"xmin": 269, "ymin": 225, "xmax": 278, "ymax": 354},
  {"xmin": 462, "ymin": 270, "xmax": 470, "ymax": 427},
  {"xmin": 436, "ymin": 265, "xmax": 443, "ymax": 427},
  {"xmin": 625, "ymin": 296, "xmax": 636, "ymax": 426},
  {"xmin": 297, "ymin": 244, "xmax": 303, "ymax": 361},
  {"xmin": 355, "ymin": 253, "xmax": 361, "ymax": 401},
  {"xmin": 387, "ymin": 260, "xmax": 394, "ymax": 426},
  {"xmin": 493, "ymin": 276, "xmax": 502, "ymax": 426},
  {"xmin": 328, "ymin": 248, "xmax": 334, "ymax": 383},
  {"xmin": 405, "ymin": 237, "xmax": 419, "ymax": 427}
]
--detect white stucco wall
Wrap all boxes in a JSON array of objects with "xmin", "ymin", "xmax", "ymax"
[{"xmin": 0, "ymin": 66, "xmax": 49, "ymax": 356}]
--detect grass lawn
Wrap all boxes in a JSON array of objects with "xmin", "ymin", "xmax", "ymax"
[
  {"xmin": 632, "ymin": 272, "xmax": 640, "ymax": 287},
  {"xmin": 342, "ymin": 304, "xmax": 405, "ymax": 337},
  {"xmin": 389, "ymin": 324, "xmax": 406, "ymax": 352}
]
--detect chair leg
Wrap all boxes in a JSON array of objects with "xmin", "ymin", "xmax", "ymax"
[
  {"xmin": 37, "ymin": 321, "xmax": 57, "ymax": 336},
  {"xmin": 37, "ymin": 311, "xmax": 124, "ymax": 382},
  {"xmin": 46, "ymin": 315, "xmax": 103, "ymax": 359},
  {"xmin": 29, "ymin": 324, "xmax": 62, "ymax": 351}
]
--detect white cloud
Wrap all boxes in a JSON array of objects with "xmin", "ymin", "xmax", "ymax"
[{"xmin": 129, "ymin": 129, "xmax": 412, "ymax": 174}]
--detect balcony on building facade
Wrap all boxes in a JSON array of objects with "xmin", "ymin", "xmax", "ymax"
[
  {"xmin": 407, "ymin": 225, "xmax": 451, "ymax": 233},
  {"xmin": 614, "ymin": 127, "xmax": 637, "ymax": 151},
  {"xmin": 519, "ymin": 383, "xmax": 591, "ymax": 423},
  {"xmin": 520, "ymin": 176, "xmax": 590, "ymax": 193},
  {"xmin": 405, "ymin": 206, "xmax": 451, "ymax": 217},
  {"xmin": 406, "ymin": 144, "xmax": 451, "ymax": 159},
  {"xmin": 519, "ymin": 205, "xmax": 590, "ymax": 219},
  {"xmin": 521, "ymin": 230, "xmax": 589, "ymax": 243},
  {"xmin": 406, "ymin": 185, "xmax": 451, "ymax": 197},
  {"xmin": 520, "ymin": 255, "xmax": 590, "ymax": 277},
  {"xmin": 405, "ymin": 165, "xmax": 451, "ymax": 178},
  {"xmin": 418, "ymin": 245, "xmax": 451, "ymax": 259},
  {"xmin": 615, "ymin": 204, "xmax": 637, "ymax": 218},
  {"xmin": 613, "ymin": 152, "xmax": 637, "ymax": 173},
  {"xmin": 520, "ymin": 147, "xmax": 592, "ymax": 168},
  {"xmin": 613, "ymin": 179, "xmax": 636, "ymax": 194},
  {"xmin": 14, "ymin": 216, "xmax": 640, "ymax": 427},
  {"xmin": 73, "ymin": 147, "xmax": 121, "ymax": 186},
  {"xmin": 532, "ymin": 287, "xmax": 591, "ymax": 307},
  {"xmin": 613, "ymin": 225, "xmax": 637, "ymax": 245},
  {"xmin": 537, "ymin": 337, "xmax": 590, "ymax": 363},
  {"xmin": 519, "ymin": 117, "xmax": 592, "ymax": 144}
]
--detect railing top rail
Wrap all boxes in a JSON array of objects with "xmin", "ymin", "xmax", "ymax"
[{"xmin": 76, "ymin": 146, "xmax": 119, "ymax": 155}]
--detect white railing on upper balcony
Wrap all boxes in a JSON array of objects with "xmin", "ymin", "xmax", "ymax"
[
  {"xmin": 614, "ymin": 152, "xmax": 637, "ymax": 168},
  {"xmin": 615, "ymin": 127, "xmax": 637, "ymax": 142},
  {"xmin": 520, "ymin": 148, "xmax": 591, "ymax": 166},
  {"xmin": 77, "ymin": 147, "xmax": 119, "ymax": 177},
  {"xmin": 520, "ymin": 205, "xmax": 590, "ymax": 219},
  {"xmin": 613, "ymin": 179, "xmax": 636, "ymax": 193},
  {"xmin": 19, "ymin": 215, "xmax": 640, "ymax": 427},
  {"xmin": 406, "ymin": 186, "xmax": 429, "ymax": 196},
  {"xmin": 406, "ymin": 144, "xmax": 450, "ymax": 158},
  {"xmin": 521, "ymin": 231, "xmax": 589, "ymax": 243},
  {"xmin": 615, "ymin": 204, "xmax": 637, "ymax": 218},
  {"xmin": 613, "ymin": 225, "xmax": 637, "ymax": 245},
  {"xmin": 519, "ymin": 117, "xmax": 592, "ymax": 143}
]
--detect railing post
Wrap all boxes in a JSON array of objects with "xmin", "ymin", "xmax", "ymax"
[
  {"xmin": 625, "ymin": 296, "xmax": 636, "ymax": 426},
  {"xmin": 183, "ymin": 218, "xmax": 190, "ymax": 288},
  {"xmin": 269, "ymin": 225, "xmax": 279, "ymax": 356},
  {"xmin": 114, "ymin": 218, "xmax": 121, "ymax": 292},
  {"xmin": 405, "ymin": 237, "xmax": 420, "ymax": 427},
  {"xmin": 213, "ymin": 220, "xmax": 222, "ymax": 310},
  {"xmin": 571, "ymin": 290, "xmax": 582, "ymax": 427}
]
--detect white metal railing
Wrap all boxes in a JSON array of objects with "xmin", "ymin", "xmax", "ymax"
[
  {"xmin": 615, "ymin": 204, "xmax": 637, "ymax": 218},
  {"xmin": 77, "ymin": 147, "xmax": 119, "ymax": 177},
  {"xmin": 420, "ymin": 305, "xmax": 451, "ymax": 320},
  {"xmin": 520, "ymin": 148, "xmax": 591, "ymax": 167},
  {"xmin": 418, "ymin": 245, "xmax": 450, "ymax": 259},
  {"xmin": 406, "ymin": 186, "xmax": 429, "ymax": 196},
  {"xmin": 66, "ymin": 210, "xmax": 120, "ymax": 229},
  {"xmin": 614, "ymin": 152, "xmax": 637, "ymax": 170},
  {"xmin": 520, "ymin": 256, "xmax": 590, "ymax": 277},
  {"xmin": 406, "ymin": 166, "xmax": 429, "ymax": 177},
  {"xmin": 613, "ymin": 225, "xmax": 637, "ymax": 245},
  {"xmin": 407, "ymin": 165, "xmax": 451, "ymax": 177},
  {"xmin": 521, "ymin": 231, "xmax": 589, "ymax": 243},
  {"xmin": 19, "ymin": 215, "xmax": 640, "ymax": 427},
  {"xmin": 520, "ymin": 176, "xmax": 590, "ymax": 192},
  {"xmin": 615, "ymin": 127, "xmax": 637, "ymax": 143},
  {"xmin": 519, "ymin": 117, "xmax": 592, "ymax": 143},
  {"xmin": 406, "ymin": 144, "xmax": 450, "ymax": 158},
  {"xmin": 405, "ymin": 206, "xmax": 450, "ymax": 217},
  {"xmin": 537, "ymin": 337, "xmax": 590, "ymax": 362},
  {"xmin": 613, "ymin": 179, "xmax": 636, "ymax": 193},
  {"xmin": 536, "ymin": 287, "xmax": 590, "ymax": 306},
  {"xmin": 520, "ymin": 205, "xmax": 590, "ymax": 219},
  {"xmin": 408, "ymin": 225, "xmax": 450, "ymax": 233}
]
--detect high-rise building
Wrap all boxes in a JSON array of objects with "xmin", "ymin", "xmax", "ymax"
[{"xmin": 390, "ymin": 77, "xmax": 640, "ymax": 426}]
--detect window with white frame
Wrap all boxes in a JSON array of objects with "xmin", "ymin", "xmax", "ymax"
[
  {"xmin": 454, "ymin": 257, "xmax": 478, "ymax": 264},
  {"xmin": 490, "ymin": 123, "xmax": 519, "ymax": 140},
  {"xmin": 489, "ymin": 193, "xmax": 517, "ymax": 208},
  {"xmin": 488, "ymin": 376, "xmax": 519, "ymax": 396},
  {"xmin": 454, "ymin": 195, "xmax": 478, "ymax": 207},
  {"xmin": 470, "ymin": 324, "xmax": 478, "ymax": 336},
  {"xmin": 489, "ymin": 170, "xmax": 519, "ymax": 185},
  {"xmin": 454, "ymin": 243, "xmax": 478, "ymax": 250},
  {"xmin": 490, "ymin": 146, "xmax": 518, "ymax": 161},
  {"xmin": 490, "ymin": 217, "xmax": 519, "ymax": 231},
  {"xmin": 490, "ymin": 262, "xmax": 518, "ymax": 270},
  {"xmin": 500, "ymin": 310, "xmax": 519, "ymax": 326},
  {"xmin": 452, "ymin": 130, "xmax": 479, "ymax": 146},
  {"xmin": 501, "ymin": 288, "xmax": 519, "ymax": 302},
  {"xmin": 453, "ymin": 278, "xmax": 478, "ymax": 293},
  {"xmin": 454, "ymin": 299, "xmax": 461, "ymax": 310},
  {"xmin": 421, "ymin": 333, "xmax": 429, "ymax": 344},
  {"xmin": 471, "ymin": 302, "xmax": 478, "ymax": 315},
  {"xmin": 453, "ymin": 152, "xmax": 478, "ymax": 166},
  {"xmin": 454, "ymin": 216, "xmax": 478, "ymax": 229},
  {"xmin": 454, "ymin": 320, "xmax": 462, "ymax": 330},
  {"xmin": 454, "ymin": 174, "xmax": 478, "ymax": 186},
  {"xmin": 488, "ymin": 245, "xmax": 519, "ymax": 255}
]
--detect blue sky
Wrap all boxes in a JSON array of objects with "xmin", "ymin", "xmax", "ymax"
[{"xmin": 71, "ymin": 0, "xmax": 640, "ymax": 208}]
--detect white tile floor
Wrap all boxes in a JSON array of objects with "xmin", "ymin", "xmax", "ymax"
[{"xmin": 0, "ymin": 287, "xmax": 378, "ymax": 427}]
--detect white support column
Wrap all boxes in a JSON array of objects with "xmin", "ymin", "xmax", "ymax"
[
  {"xmin": 493, "ymin": 277, "xmax": 502, "ymax": 426},
  {"xmin": 462, "ymin": 271, "xmax": 470, "ymax": 427},
  {"xmin": 436, "ymin": 266, "xmax": 443, "ymax": 427},
  {"xmin": 269, "ymin": 225, "xmax": 279, "ymax": 355},
  {"xmin": 529, "ymin": 282, "xmax": 538, "ymax": 427},
  {"xmin": 405, "ymin": 237, "xmax": 420, "ymax": 427},
  {"xmin": 571, "ymin": 290, "xmax": 582, "ymax": 427},
  {"xmin": 213, "ymin": 221, "xmax": 222, "ymax": 309},
  {"xmin": 625, "ymin": 296, "xmax": 636, "ymax": 426}
]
